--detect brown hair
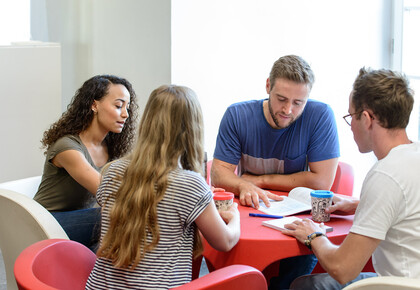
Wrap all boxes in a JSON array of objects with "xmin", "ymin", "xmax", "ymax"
[
  {"xmin": 269, "ymin": 55, "xmax": 315, "ymax": 91},
  {"xmin": 41, "ymin": 75, "xmax": 138, "ymax": 159},
  {"xmin": 352, "ymin": 68, "xmax": 414, "ymax": 129}
]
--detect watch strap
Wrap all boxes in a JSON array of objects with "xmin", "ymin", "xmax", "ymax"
[{"xmin": 304, "ymin": 232, "xmax": 326, "ymax": 250}]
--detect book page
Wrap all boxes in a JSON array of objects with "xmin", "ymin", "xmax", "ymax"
[
  {"xmin": 258, "ymin": 196, "xmax": 311, "ymax": 216},
  {"xmin": 288, "ymin": 187, "xmax": 313, "ymax": 206},
  {"xmin": 262, "ymin": 216, "xmax": 333, "ymax": 233},
  {"xmin": 257, "ymin": 187, "xmax": 314, "ymax": 216}
]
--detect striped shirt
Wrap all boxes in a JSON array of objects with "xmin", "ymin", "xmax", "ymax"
[{"xmin": 86, "ymin": 159, "xmax": 212, "ymax": 289}]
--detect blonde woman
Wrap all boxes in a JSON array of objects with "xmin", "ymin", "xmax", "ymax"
[{"xmin": 86, "ymin": 85, "xmax": 240, "ymax": 289}]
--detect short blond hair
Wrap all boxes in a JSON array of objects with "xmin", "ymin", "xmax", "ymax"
[{"xmin": 269, "ymin": 55, "xmax": 315, "ymax": 91}]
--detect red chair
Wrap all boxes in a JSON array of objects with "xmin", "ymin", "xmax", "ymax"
[
  {"xmin": 206, "ymin": 159, "xmax": 238, "ymax": 186},
  {"xmin": 15, "ymin": 239, "xmax": 267, "ymax": 290},
  {"xmin": 14, "ymin": 239, "xmax": 95, "ymax": 290},
  {"xmin": 206, "ymin": 159, "xmax": 213, "ymax": 185},
  {"xmin": 330, "ymin": 161, "xmax": 354, "ymax": 196},
  {"xmin": 207, "ymin": 160, "xmax": 354, "ymax": 197},
  {"xmin": 172, "ymin": 264, "xmax": 267, "ymax": 290}
]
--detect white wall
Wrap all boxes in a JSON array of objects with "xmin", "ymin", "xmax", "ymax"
[
  {"xmin": 172, "ymin": 0, "xmax": 390, "ymax": 196},
  {"xmin": 31, "ymin": 0, "xmax": 171, "ymax": 114},
  {"xmin": 0, "ymin": 0, "xmax": 171, "ymax": 182},
  {"xmin": 0, "ymin": 43, "xmax": 61, "ymax": 182}
]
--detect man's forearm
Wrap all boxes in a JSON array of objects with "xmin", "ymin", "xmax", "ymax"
[
  {"xmin": 311, "ymin": 233, "xmax": 379, "ymax": 284},
  {"xmin": 211, "ymin": 168, "xmax": 243, "ymax": 195},
  {"xmin": 246, "ymin": 170, "xmax": 333, "ymax": 192}
]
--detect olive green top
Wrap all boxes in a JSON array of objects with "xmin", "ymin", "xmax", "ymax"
[{"xmin": 34, "ymin": 135, "xmax": 101, "ymax": 211}]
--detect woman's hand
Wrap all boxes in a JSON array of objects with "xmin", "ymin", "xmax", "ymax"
[
  {"xmin": 218, "ymin": 202, "xmax": 239, "ymax": 224},
  {"xmin": 211, "ymin": 186, "xmax": 226, "ymax": 192}
]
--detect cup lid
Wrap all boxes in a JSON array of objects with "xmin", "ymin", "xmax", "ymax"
[
  {"xmin": 310, "ymin": 190, "xmax": 334, "ymax": 198},
  {"xmin": 213, "ymin": 192, "xmax": 234, "ymax": 200}
]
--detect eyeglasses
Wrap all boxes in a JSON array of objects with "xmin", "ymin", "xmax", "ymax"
[
  {"xmin": 343, "ymin": 112, "xmax": 360, "ymax": 126},
  {"xmin": 343, "ymin": 111, "xmax": 374, "ymax": 126}
]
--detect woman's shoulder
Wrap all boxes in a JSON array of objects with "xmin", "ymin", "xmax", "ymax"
[
  {"xmin": 170, "ymin": 169, "xmax": 209, "ymax": 193},
  {"xmin": 172, "ymin": 168, "xmax": 203, "ymax": 181},
  {"xmin": 102, "ymin": 158, "xmax": 130, "ymax": 177},
  {"xmin": 97, "ymin": 159, "xmax": 129, "ymax": 202},
  {"xmin": 45, "ymin": 135, "xmax": 86, "ymax": 159},
  {"xmin": 51, "ymin": 134, "xmax": 83, "ymax": 150}
]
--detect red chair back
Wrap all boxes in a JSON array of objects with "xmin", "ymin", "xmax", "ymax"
[
  {"xmin": 14, "ymin": 239, "xmax": 96, "ymax": 290},
  {"xmin": 206, "ymin": 160, "xmax": 213, "ymax": 185},
  {"xmin": 173, "ymin": 264, "xmax": 267, "ymax": 290},
  {"xmin": 330, "ymin": 161, "xmax": 354, "ymax": 196}
]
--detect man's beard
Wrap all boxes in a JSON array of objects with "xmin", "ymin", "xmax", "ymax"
[{"xmin": 268, "ymin": 98, "xmax": 296, "ymax": 129}]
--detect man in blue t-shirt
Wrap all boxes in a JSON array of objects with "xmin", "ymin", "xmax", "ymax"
[
  {"xmin": 212, "ymin": 55, "xmax": 340, "ymax": 209},
  {"xmin": 212, "ymin": 55, "xmax": 340, "ymax": 289}
]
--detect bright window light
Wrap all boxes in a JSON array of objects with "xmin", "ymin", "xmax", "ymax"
[
  {"xmin": 0, "ymin": 0, "xmax": 30, "ymax": 45},
  {"xmin": 402, "ymin": 0, "xmax": 420, "ymax": 140}
]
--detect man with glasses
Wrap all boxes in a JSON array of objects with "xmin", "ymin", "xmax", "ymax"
[{"xmin": 282, "ymin": 68, "xmax": 420, "ymax": 289}]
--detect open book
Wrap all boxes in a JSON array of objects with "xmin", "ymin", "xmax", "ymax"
[
  {"xmin": 258, "ymin": 187, "xmax": 313, "ymax": 216},
  {"xmin": 262, "ymin": 216, "xmax": 333, "ymax": 233}
]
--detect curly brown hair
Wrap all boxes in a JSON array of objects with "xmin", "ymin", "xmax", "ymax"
[{"xmin": 41, "ymin": 75, "xmax": 139, "ymax": 159}]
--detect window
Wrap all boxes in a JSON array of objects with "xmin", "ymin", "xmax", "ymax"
[
  {"xmin": 0, "ymin": 0, "xmax": 30, "ymax": 45},
  {"xmin": 394, "ymin": 0, "xmax": 420, "ymax": 140},
  {"xmin": 172, "ymin": 0, "xmax": 388, "ymax": 196}
]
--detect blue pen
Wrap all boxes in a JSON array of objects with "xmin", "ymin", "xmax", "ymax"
[{"xmin": 249, "ymin": 213, "xmax": 283, "ymax": 219}]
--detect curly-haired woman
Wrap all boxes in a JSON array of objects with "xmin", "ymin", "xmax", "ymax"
[{"xmin": 34, "ymin": 75, "xmax": 138, "ymax": 251}]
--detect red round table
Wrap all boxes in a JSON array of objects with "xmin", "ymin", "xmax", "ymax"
[{"xmin": 202, "ymin": 193, "xmax": 354, "ymax": 273}]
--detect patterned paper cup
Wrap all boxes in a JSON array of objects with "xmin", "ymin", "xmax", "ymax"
[
  {"xmin": 213, "ymin": 192, "xmax": 234, "ymax": 211},
  {"xmin": 310, "ymin": 190, "xmax": 334, "ymax": 222}
]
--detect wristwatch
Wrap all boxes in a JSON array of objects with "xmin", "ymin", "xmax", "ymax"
[{"xmin": 304, "ymin": 232, "xmax": 326, "ymax": 250}]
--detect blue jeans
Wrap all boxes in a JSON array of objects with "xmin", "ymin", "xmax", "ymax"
[
  {"xmin": 290, "ymin": 272, "xmax": 378, "ymax": 289},
  {"xmin": 268, "ymin": 254, "xmax": 318, "ymax": 290},
  {"xmin": 51, "ymin": 207, "xmax": 101, "ymax": 252}
]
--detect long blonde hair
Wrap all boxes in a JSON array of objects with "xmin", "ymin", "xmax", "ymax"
[{"xmin": 97, "ymin": 85, "xmax": 205, "ymax": 268}]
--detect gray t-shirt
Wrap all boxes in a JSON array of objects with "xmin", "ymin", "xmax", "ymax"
[{"xmin": 34, "ymin": 135, "xmax": 100, "ymax": 211}]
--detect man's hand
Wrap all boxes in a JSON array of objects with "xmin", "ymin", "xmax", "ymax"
[
  {"xmin": 281, "ymin": 218, "xmax": 326, "ymax": 244},
  {"xmin": 325, "ymin": 195, "xmax": 359, "ymax": 215},
  {"xmin": 238, "ymin": 182, "xmax": 283, "ymax": 209}
]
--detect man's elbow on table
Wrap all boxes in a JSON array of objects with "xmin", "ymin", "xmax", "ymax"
[
  {"xmin": 211, "ymin": 160, "xmax": 237, "ymax": 186},
  {"xmin": 305, "ymin": 173, "xmax": 335, "ymax": 191}
]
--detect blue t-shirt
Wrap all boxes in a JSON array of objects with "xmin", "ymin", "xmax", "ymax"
[{"xmin": 214, "ymin": 99, "xmax": 340, "ymax": 175}]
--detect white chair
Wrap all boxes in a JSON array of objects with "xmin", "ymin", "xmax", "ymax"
[
  {"xmin": 343, "ymin": 276, "xmax": 420, "ymax": 290},
  {"xmin": 0, "ymin": 175, "xmax": 42, "ymax": 198},
  {"xmin": 0, "ymin": 184, "xmax": 68, "ymax": 290}
]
